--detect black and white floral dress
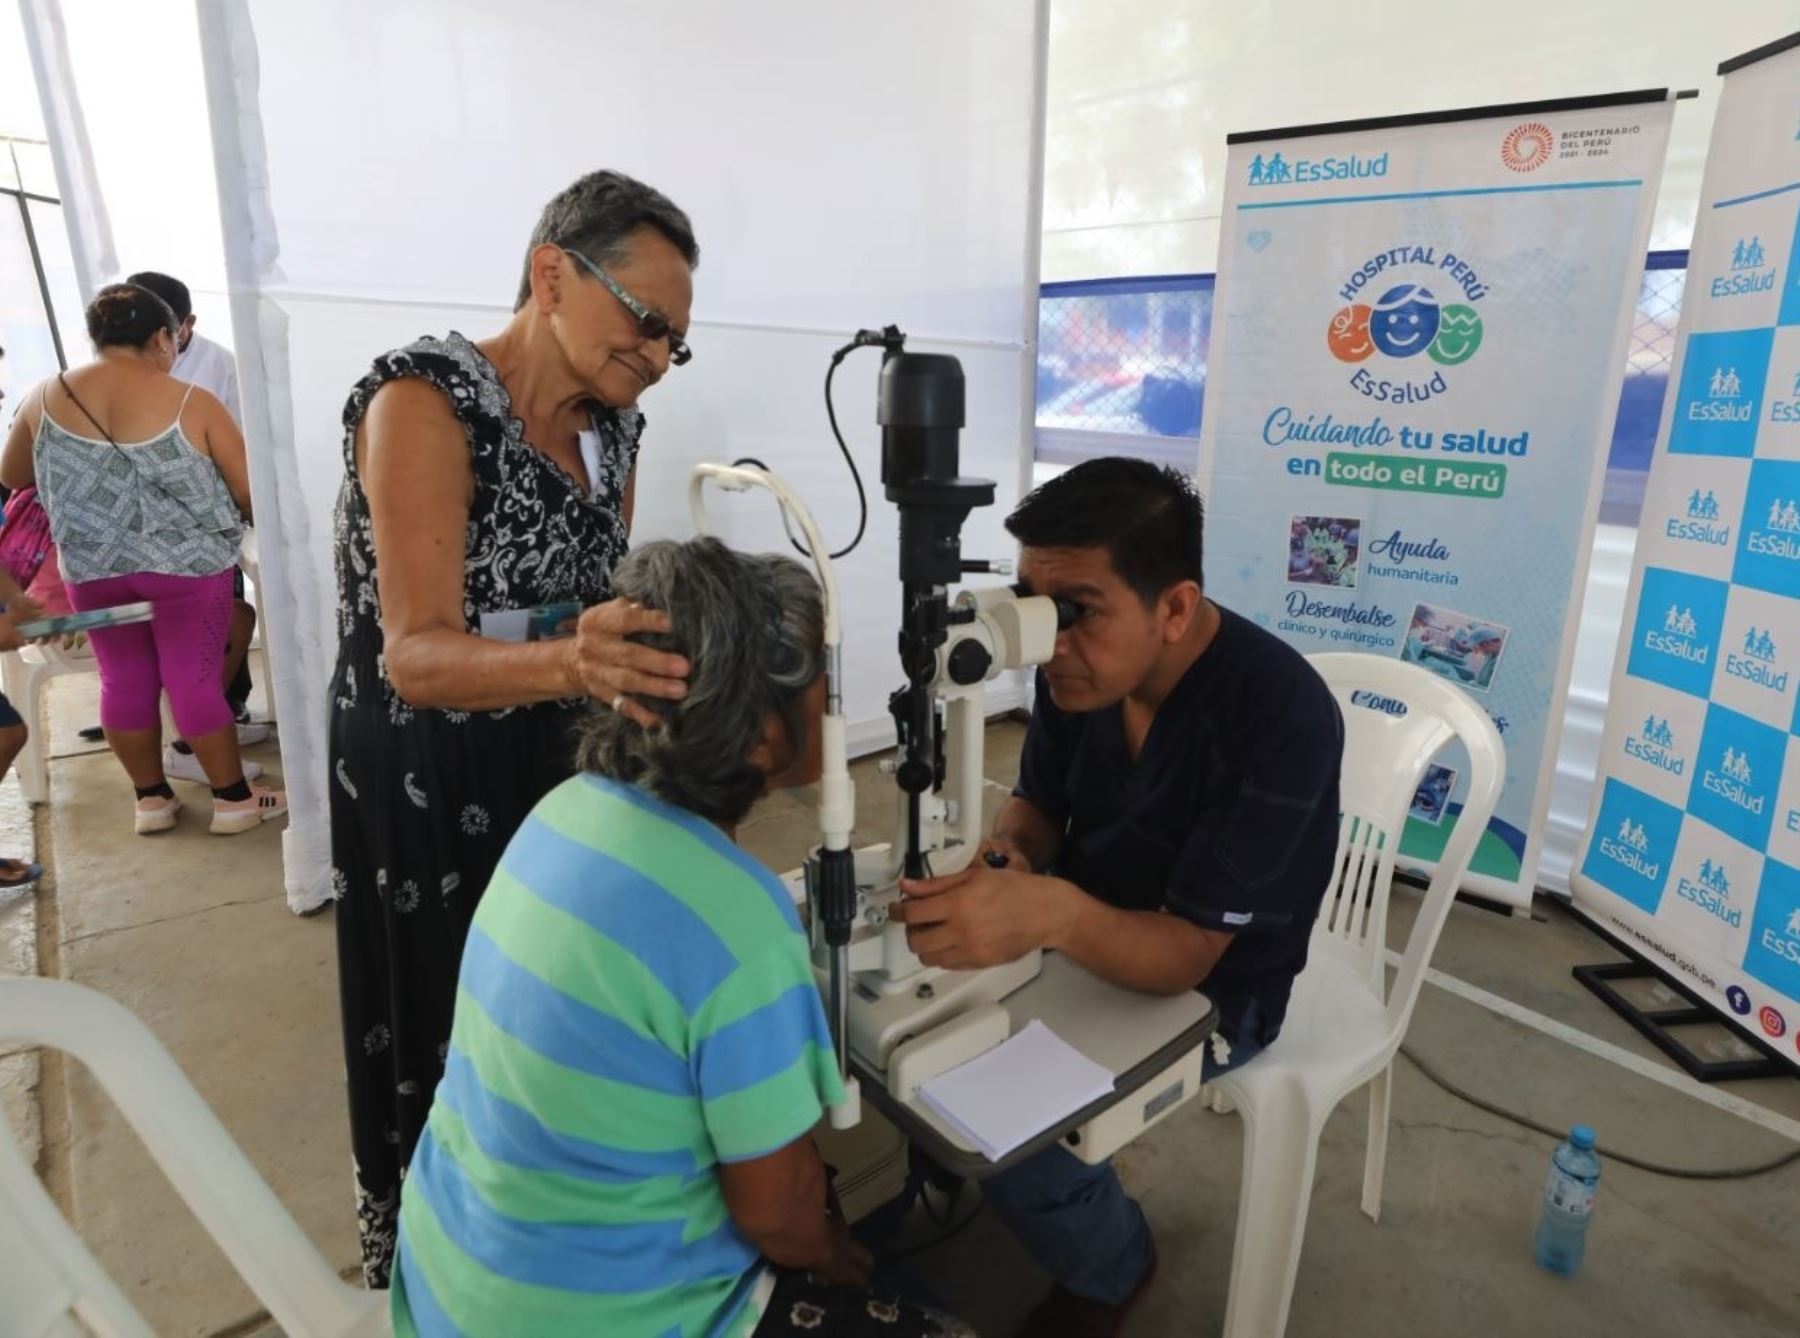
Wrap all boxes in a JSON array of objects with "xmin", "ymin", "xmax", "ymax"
[{"xmin": 328, "ymin": 332, "xmax": 639, "ymax": 1287}]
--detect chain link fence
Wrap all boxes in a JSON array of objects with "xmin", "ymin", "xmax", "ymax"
[
  {"xmin": 1035, "ymin": 277, "xmax": 1212, "ymax": 446},
  {"xmin": 1034, "ymin": 255, "xmax": 1688, "ymax": 525},
  {"xmin": 1602, "ymin": 257, "xmax": 1685, "ymax": 524}
]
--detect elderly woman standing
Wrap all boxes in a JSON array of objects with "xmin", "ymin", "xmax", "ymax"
[
  {"xmin": 392, "ymin": 539, "xmax": 972, "ymax": 1338},
  {"xmin": 331, "ymin": 170, "xmax": 694, "ymax": 1285}
]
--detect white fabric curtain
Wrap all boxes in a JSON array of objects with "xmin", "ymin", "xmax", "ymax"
[
  {"xmin": 188, "ymin": 0, "xmax": 1046, "ymax": 910},
  {"xmin": 16, "ymin": 0, "xmax": 115, "ymax": 299}
]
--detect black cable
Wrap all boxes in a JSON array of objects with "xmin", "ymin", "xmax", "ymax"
[
  {"xmin": 918, "ymin": 1178, "xmax": 961, "ymax": 1228},
  {"xmin": 731, "ymin": 338, "xmax": 872, "ymax": 562},
  {"xmin": 877, "ymin": 1189, "xmax": 986, "ymax": 1264},
  {"xmin": 1398, "ymin": 1043, "xmax": 1800, "ymax": 1180},
  {"xmin": 818, "ymin": 354, "xmax": 870, "ymax": 559}
]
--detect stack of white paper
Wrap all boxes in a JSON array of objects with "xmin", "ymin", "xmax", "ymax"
[{"xmin": 916, "ymin": 1020, "xmax": 1116, "ymax": 1162}]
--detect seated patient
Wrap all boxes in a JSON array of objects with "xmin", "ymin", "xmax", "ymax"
[{"xmin": 392, "ymin": 537, "xmax": 970, "ymax": 1338}]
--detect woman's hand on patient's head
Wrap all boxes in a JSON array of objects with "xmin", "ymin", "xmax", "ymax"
[{"xmin": 564, "ymin": 598, "xmax": 690, "ymax": 727}]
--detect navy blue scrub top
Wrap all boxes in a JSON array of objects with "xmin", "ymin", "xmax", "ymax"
[{"xmin": 1016, "ymin": 604, "xmax": 1344, "ymax": 1046}]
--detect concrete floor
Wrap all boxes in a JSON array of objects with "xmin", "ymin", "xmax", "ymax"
[{"xmin": 4, "ymin": 670, "xmax": 1799, "ymax": 1337}]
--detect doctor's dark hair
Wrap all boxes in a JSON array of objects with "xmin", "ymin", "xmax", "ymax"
[
  {"xmin": 576, "ymin": 538, "xmax": 824, "ymax": 826},
  {"xmin": 85, "ymin": 284, "xmax": 178, "ymax": 351},
  {"xmin": 1005, "ymin": 456, "xmax": 1205, "ymax": 606},
  {"xmin": 514, "ymin": 169, "xmax": 700, "ymax": 310},
  {"xmin": 125, "ymin": 271, "xmax": 193, "ymax": 323}
]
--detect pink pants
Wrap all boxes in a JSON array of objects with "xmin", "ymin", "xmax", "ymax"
[{"xmin": 66, "ymin": 569, "xmax": 236, "ymax": 738}]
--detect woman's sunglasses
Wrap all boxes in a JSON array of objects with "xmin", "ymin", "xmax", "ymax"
[{"xmin": 563, "ymin": 247, "xmax": 692, "ymax": 366}]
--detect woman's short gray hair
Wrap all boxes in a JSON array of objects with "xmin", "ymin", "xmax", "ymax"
[
  {"xmin": 515, "ymin": 169, "xmax": 699, "ymax": 310},
  {"xmin": 578, "ymin": 538, "xmax": 824, "ymax": 826}
]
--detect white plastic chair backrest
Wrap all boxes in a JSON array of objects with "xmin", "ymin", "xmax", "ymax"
[
  {"xmin": 0, "ymin": 977, "xmax": 383, "ymax": 1338},
  {"xmin": 0, "ymin": 1121, "xmax": 149, "ymax": 1335},
  {"xmin": 19, "ymin": 636, "xmax": 97, "ymax": 673},
  {"xmin": 1305, "ymin": 654, "xmax": 1505, "ymax": 1036}
]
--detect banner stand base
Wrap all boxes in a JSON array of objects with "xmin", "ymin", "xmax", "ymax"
[
  {"xmin": 1394, "ymin": 871, "xmax": 1526, "ymax": 920},
  {"xmin": 1572, "ymin": 961, "xmax": 1789, "ymax": 1084}
]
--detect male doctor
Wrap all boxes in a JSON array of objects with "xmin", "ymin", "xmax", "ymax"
[{"xmin": 895, "ymin": 457, "xmax": 1344, "ymax": 1338}]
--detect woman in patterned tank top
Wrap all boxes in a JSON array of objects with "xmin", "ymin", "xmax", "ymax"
[
  {"xmin": 329, "ymin": 171, "xmax": 696, "ymax": 1286},
  {"xmin": 1, "ymin": 284, "xmax": 284, "ymax": 837}
]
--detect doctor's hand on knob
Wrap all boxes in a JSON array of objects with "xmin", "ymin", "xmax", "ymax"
[
  {"xmin": 977, "ymin": 835, "xmax": 1033, "ymax": 872},
  {"xmin": 894, "ymin": 861, "xmax": 1080, "ymax": 971},
  {"xmin": 563, "ymin": 598, "xmax": 691, "ymax": 729}
]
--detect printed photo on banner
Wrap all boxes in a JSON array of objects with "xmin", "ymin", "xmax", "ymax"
[
  {"xmin": 1410, "ymin": 763, "xmax": 1457, "ymax": 825},
  {"xmin": 1287, "ymin": 514, "xmax": 1362, "ymax": 588},
  {"xmin": 1400, "ymin": 602, "xmax": 1509, "ymax": 692}
]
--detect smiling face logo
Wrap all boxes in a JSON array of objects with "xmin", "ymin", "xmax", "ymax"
[
  {"xmin": 1326, "ymin": 304, "xmax": 1375, "ymax": 362},
  {"xmin": 1369, "ymin": 284, "xmax": 1440, "ymax": 358},
  {"xmin": 1428, "ymin": 304, "xmax": 1483, "ymax": 365}
]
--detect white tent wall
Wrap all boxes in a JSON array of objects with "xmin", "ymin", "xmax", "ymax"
[
  {"xmin": 18, "ymin": 0, "xmax": 231, "ymax": 334},
  {"xmin": 1038, "ymin": 0, "xmax": 1796, "ymax": 897},
  {"xmin": 183, "ymin": 0, "xmax": 1048, "ymax": 909},
  {"xmin": 1040, "ymin": 0, "xmax": 1798, "ymax": 280}
]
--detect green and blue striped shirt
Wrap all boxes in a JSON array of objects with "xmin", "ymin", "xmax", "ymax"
[{"xmin": 393, "ymin": 774, "xmax": 844, "ymax": 1337}]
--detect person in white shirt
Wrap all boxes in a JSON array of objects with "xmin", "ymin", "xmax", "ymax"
[
  {"xmin": 125, "ymin": 271, "xmax": 239, "ymax": 423},
  {"xmin": 125, "ymin": 272, "xmax": 266, "ymax": 782}
]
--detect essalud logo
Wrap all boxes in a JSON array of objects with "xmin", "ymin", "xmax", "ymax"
[
  {"xmin": 1701, "ymin": 742, "xmax": 1762, "ymax": 820},
  {"xmin": 1763, "ymin": 497, "xmax": 1800, "ymax": 533},
  {"xmin": 1246, "ymin": 148, "xmax": 1388, "ymax": 187},
  {"xmin": 1731, "ymin": 236, "xmax": 1767, "ymax": 270},
  {"xmin": 1625, "ymin": 713, "xmax": 1684, "ymax": 777},
  {"xmin": 1741, "ymin": 626, "xmax": 1776, "ymax": 662},
  {"xmin": 1712, "ymin": 235, "xmax": 1776, "ymax": 299},
  {"xmin": 1614, "ymin": 816, "xmax": 1651, "ymax": 852},
  {"xmin": 1686, "ymin": 489, "xmax": 1722, "ymax": 521},
  {"xmin": 1668, "ymin": 487, "xmax": 1731, "ymax": 550},
  {"xmin": 1725, "ymin": 624, "xmax": 1787, "ymax": 693},
  {"xmin": 1758, "ymin": 908, "xmax": 1800, "ymax": 975},
  {"xmin": 1596, "ymin": 803, "xmax": 1661, "ymax": 882},
  {"xmin": 1676, "ymin": 857, "xmax": 1739, "ymax": 927},
  {"xmin": 1661, "ymin": 604, "xmax": 1701, "ymax": 639}
]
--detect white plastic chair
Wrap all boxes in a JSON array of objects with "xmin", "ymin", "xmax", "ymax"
[
  {"xmin": 2, "ymin": 639, "xmax": 99, "ymax": 805},
  {"xmin": 1212, "ymin": 652, "xmax": 1505, "ymax": 1338},
  {"xmin": 1, "ymin": 528, "xmax": 273, "ymax": 804},
  {"xmin": 0, "ymin": 976, "xmax": 387, "ymax": 1337},
  {"xmin": 239, "ymin": 526, "xmax": 277, "ymax": 726}
]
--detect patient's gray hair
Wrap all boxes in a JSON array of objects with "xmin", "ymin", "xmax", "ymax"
[{"xmin": 577, "ymin": 538, "xmax": 824, "ymax": 825}]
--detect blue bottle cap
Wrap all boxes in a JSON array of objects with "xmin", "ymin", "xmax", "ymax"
[{"xmin": 1570, "ymin": 1125, "xmax": 1596, "ymax": 1150}]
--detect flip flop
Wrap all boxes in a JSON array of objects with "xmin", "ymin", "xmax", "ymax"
[{"xmin": 0, "ymin": 859, "xmax": 43, "ymax": 889}]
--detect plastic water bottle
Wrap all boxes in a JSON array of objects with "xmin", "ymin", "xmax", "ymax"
[{"xmin": 1533, "ymin": 1124, "xmax": 1600, "ymax": 1276}]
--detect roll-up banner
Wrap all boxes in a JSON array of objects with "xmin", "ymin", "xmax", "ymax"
[
  {"xmin": 1199, "ymin": 90, "xmax": 1677, "ymax": 910},
  {"xmin": 1573, "ymin": 33, "xmax": 1800, "ymax": 1062}
]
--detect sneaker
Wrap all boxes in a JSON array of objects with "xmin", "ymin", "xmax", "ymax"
[
  {"xmin": 165, "ymin": 745, "xmax": 261, "ymax": 785},
  {"xmin": 135, "ymin": 794, "xmax": 183, "ymax": 835},
  {"xmin": 236, "ymin": 722, "xmax": 272, "ymax": 747},
  {"xmin": 211, "ymin": 784, "xmax": 287, "ymax": 835}
]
